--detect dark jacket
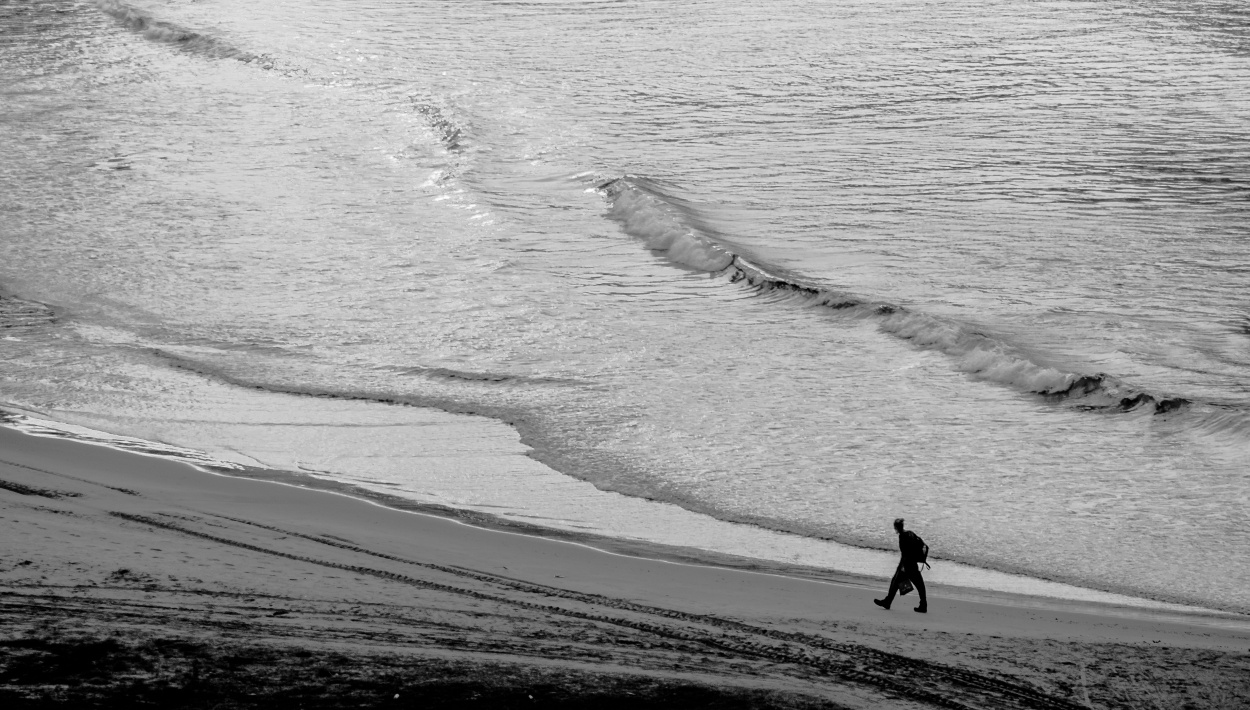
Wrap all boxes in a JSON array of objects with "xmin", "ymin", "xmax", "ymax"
[{"xmin": 898, "ymin": 530, "xmax": 926, "ymax": 564}]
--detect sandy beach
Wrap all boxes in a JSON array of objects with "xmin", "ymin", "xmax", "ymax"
[{"xmin": 1, "ymin": 424, "xmax": 1246, "ymax": 709}]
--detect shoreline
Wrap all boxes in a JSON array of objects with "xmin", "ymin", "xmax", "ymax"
[
  {"xmin": 3, "ymin": 421, "xmax": 1249, "ymax": 708},
  {"xmin": 0, "ymin": 410, "xmax": 1240, "ymax": 620},
  {"xmin": 1, "ymin": 409, "xmax": 1242, "ymax": 619}
]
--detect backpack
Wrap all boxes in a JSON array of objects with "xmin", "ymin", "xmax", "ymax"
[{"xmin": 903, "ymin": 530, "xmax": 930, "ymax": 569}]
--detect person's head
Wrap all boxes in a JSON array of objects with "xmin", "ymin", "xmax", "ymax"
[{"xmin": 893, "ymin": 517, "xmax": 905, "ymax": 533}]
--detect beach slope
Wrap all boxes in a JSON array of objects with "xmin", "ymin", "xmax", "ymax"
[{"xmin": 1, "ymin": 426, "xmax": 1246, "ymax": 709}]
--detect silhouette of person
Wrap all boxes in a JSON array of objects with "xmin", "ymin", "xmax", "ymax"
[{"xmin": 874, "ymin": 517, "xmax": 928, "ymax": 613}]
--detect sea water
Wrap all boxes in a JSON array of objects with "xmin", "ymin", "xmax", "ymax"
[{"xmin": 1, "ymin": 0, "xmax": 1247, "ymax": 613}]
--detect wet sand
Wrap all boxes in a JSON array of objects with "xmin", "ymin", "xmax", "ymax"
[{"xmin": 1, "ymin": 425, "xmax": 1247, "ymax": 709}]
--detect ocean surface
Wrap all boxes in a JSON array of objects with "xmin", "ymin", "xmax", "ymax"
[{"xmin": 2, "ymin": 0, "xmax": 1248, "ymax": 613}]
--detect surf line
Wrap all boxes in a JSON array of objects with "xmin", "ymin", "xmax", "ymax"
[{"xmin": 597, "ymin": 176, "xmax": 1197, "ymax": 418}]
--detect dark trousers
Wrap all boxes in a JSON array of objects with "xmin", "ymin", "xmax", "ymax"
[{"xmin": 884, "ymin": 559, "xmax": 926, "ymax": 603}]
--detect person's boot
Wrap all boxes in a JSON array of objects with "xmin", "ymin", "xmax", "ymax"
[
  {"xmin": 914, "ymin": 601, "xmax": 927, "ymax": 613},
  {"xmin": 873, "ymin": 598, "xmax": 891, "ymax": 610}
]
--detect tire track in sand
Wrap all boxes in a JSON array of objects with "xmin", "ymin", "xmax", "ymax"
[{"xmin": 110, "ymin": 511, "xmax": 1085, "ymax": 710}]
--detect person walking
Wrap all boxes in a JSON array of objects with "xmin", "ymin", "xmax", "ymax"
[{"xmin": 874, "ymin": 517, "xmax": 929, "ymax": 613}]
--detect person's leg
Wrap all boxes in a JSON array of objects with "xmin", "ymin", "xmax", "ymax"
[
  {"xmin": 905, "ymin": 561, "xmax": 927, "ymax": 611},
  {"xmin": 875, "ymin": 565, "xmax": 904, "ymax": 608}
]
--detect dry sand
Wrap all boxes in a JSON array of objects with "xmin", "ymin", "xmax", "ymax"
[{"xmin": 1, "ymin": 424, "xmax": 1247, "ymax": 709}]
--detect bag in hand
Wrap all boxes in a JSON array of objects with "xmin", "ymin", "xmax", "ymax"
[{"xmin": 894, "ymin": 564, "xmax": 914, "ymax": 596}]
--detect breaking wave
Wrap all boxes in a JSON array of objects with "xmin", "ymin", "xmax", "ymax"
[
  {"xmin": 597, "ymin": 176, "xmax": 1250, "ymax": 433},
  {"xmin": 95, "ymin": 0, "xmax": 263, "ymax": 64},
  {"xmin": 600, "ymin": 178, "xmax": 736, "ymax": 272}
]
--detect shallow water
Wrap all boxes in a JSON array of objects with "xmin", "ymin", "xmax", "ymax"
[{"xmin": 1, "ymin": 0, "xmax": 1248, "ymax": 612}]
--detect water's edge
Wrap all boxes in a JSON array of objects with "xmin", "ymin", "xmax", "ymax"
[{"xmin": 2, "ymin": 404, "xmax": 1240, "ymax": 622}]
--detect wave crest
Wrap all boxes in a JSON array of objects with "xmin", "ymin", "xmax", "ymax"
[
  {"xmin": 95, "ymin": 0, "xmax": 263, "ymax": 64},
  {"xmin": 597, "ymin": 176, "xmax": 1234, "ymax": 426},
  {"xmin": 599, "ymin": 178, "xmax": 735, "ymax": 272}
]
